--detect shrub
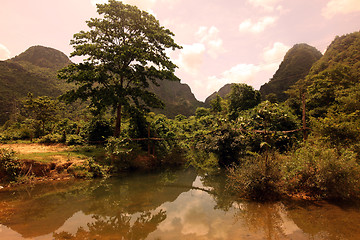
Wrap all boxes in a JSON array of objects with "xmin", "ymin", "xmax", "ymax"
[
  {"xmin": 66, "ymin": 134, "xmax": 84, "ymax": 146},
  {"xmin": 227, "ymin": 152, "xmax": 283, "ymax": 201},
  {"xmin": 38, "ymin": 133, "xmax": 64, "ymax": 144},
  {"xmin": 238, "ymin": 101, "xmax": 301, "ymax": 153},
  {"xmin": 105, "ymin": 136, "xmax": 142, "ymax": 170},
  {"xmin": 86, "ymin": 118, "xmax": 113, "ymax": 144},
  {"xmin": 282, "ymin": 141, "xmax": 360, "ymax": 200},
  {"xmin": 67, "ymin": 159, "xmax": 108, "ymax": 179},
  {"xmin": 0, "ymin": 148, "xmax": 21, "ymax": 181}
]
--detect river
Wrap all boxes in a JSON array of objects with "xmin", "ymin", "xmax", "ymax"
[{"xmin": 0, "ymin": 168, "xmax": 360, "ymax": 239}]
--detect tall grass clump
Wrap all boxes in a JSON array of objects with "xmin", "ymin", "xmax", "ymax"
[{"xmin": 227, "ymin": 152, "xmax": 284, "ymax": 201}]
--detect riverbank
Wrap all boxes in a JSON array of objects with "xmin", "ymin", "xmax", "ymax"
[{"xmin": 0, "ymin": 143, "xmax": 104, "ymax": 188}]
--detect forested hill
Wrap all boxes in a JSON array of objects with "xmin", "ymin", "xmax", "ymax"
[
  {"xmin": 204, "ymin": 83, "xmax": 234, "ymax": 106},
  {"xmin": 300, "ymin": 31, "xmax": 360, "ymax": 119},
  {"xmin": 10, "ymin": 45, "xmax": 72, "ymax": 70},
  {"xmin": 260, "ymin": 43, "xmax": 322, "ymax": 102},
  {"xmin": 0, "ymin": 46, "xmax": 73, "ymax": 124},
  {"xmin": 307, "ymin": 31, "xmax": 360, "ymax": 77},
  {"xmin": 0, "ymin": 45, "xmax": 203, "ymax": 124},
  {"xmin": 149, "ymin": 80, "xmax": 204, "ymax": 118}
]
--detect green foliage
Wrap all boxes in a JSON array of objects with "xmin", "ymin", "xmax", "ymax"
[
  {"xmin": 239, "ymin": 101, "xmax": 301, "ymax": 152},
  {"xmin": 282, "ymin": 141, "xmax": 360, "ymax": 200},
  {"xmin": 306, "ymin": 64, "xmax": 356, "ymax": 118},
  {"xmin": 86, "ymin": 118, "xmax": 113, "ymax": 143},
  {"xmin": 189, "ymin": 101, "xmax": 300, "ymax": 169},
  {"xmin": 38, "ymin": 133, "xmax": 64, "ymax": 144},
  {"xmin": 0, "ymin": 119, "xmax": 37, "ymax": 141},
  {"xmin": 286, "ymin": 32, "xmax": 360, "ymax": 150},
  {"xmin": 228, "ymin": 83, "xmax": 261, "ymax": 120},
  {"xmin": 309, "ymin": 32, "xmax": 360, "ymax": 77},
  {"xmin": 0, "ymin": 148, "xmax": 21, "ymax": 181},
  {"xmin": 197, "ymin": 122, "xmax": 244, "ymax": 167},
  {"xmin": 22, "ymin": 93, "xmax": 60, "ymax": 136},
  {"xmin": 311, "ymin": 111, "xmax": 360, "ymax": 146},
  {"xmin": 227, "ymin": 152, "xmax": 282, "ymax": 201},
  {"xmin": 210, "ymin": 94, "xmax": 223, "ymax": 113},
  {"xmin": 67, "ymin": 158, "xmax": 109, "ymax": 179},
  {"xmin": 195, "ymin": 107, "xmax": 210, "ymax": 118},
  {"xmin": 128, "ymin": 109, "xmax": 149, "ymax": 140},
  {"xmin": 66, "ymin": 134, "xmax": 84, "ymax": 146},
  {"xmin": 105, "ymin": 136, "xmax": 142, "ymax": 170},
  {"xmin": 186, "ymin": 150, "xmax": 220, "ymax": 173},
  {"xmin": 58, "ymin": 0, "xmax": 181, "ymax": 137}
]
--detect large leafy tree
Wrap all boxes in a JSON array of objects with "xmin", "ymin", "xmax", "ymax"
[
  {"xmin": 22, "ymin": 93, "xmax": 59, "ymax": 134},
  {"xmin": 58, "ymin": 0, "xmax": 181, "ymax": 137},
  {"xmin": 228, "ymin": 83, "xmax": 261, "ymax": 120}
]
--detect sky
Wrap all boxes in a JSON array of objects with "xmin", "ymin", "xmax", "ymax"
[{"xmin": 0, "ymin": 0, "xmax": 359, "ymax": 101}]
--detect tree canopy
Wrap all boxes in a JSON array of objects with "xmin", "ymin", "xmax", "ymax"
[
  {"xmin": 228, "ymin": 83, "xmax": 261, "ymax": 120},
  {"xmin": 58, "ymin": 0, "xmax": 181, "ymax": 137}
]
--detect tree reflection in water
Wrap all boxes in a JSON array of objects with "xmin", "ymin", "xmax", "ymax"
[
  {"xmin": 233, "ymin": 202, "xmax": 287, "ymax": 240},
  {"xmin": 53, "ymin": 210, "xmax": 166, "ymax": 240},
  {"xmin": 2, "ymin": 169, "xmax": 360, "ymax": 239}
]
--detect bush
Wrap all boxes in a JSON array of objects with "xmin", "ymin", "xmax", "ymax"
[
  {"xmin": 105, "ymin": 136, "xmax": 142, "ymax": 170},
  {"xmin": 86, "ymin": 118, "xmax": 113, "ymax": 144},
  {"xmin": 200, "ymin": 123, "xmax": 245, "ymax": 167},
  {"xmin": 0, "ymin": 148, "xmax": 21, "ymax": 181},
  {"xmin": 227, "ymin": 152, "xmax": 282, "ymax": 201},
  {"xmin": 66, "ymin": 134, "xmax": 84, "ymax": 146},
  {"xmin": 238, "ymin": 101, "xmax": 301, "ymax": 153},
  {"xmin": 38, "ymin": 133, "xmax": 64, "ymax": 144},
  {"xmin": 67, "ymin": 159, "xmax": 108, "ymax": 179},
  {"xmin": 282, "ymin": 141, "xmax": 360, "ymax": 200}
]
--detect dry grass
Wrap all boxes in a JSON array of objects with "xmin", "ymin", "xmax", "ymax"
[
  {"xmin": 0, "ymin": 143, "xmax": 68, "ymax": 154},
  {"xmin": 0, "ymin": 143, "xmax": 95, "ymax": 164}
]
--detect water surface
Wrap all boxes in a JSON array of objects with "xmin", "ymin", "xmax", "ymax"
[{"xmin": 1, "ymin": 168, "xmax": 360, "ymax": 239}]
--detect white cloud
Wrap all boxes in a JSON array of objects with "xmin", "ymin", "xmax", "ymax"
[
  {"xmin": 222, "ymin": 64, "xmax": 261, "ymax": 83},
  {"xmin": 263, "ymin": 42, "xmax": 290, "ymax": 63},
  {"xmin": 248, "ymin": 0, "xmax": 283, "ymax": 11},
  {"xmin": 206, "ymin": 64, "xmax": 261, "ymax": 96},
  {"xmin": 196, "ymin": 26, "xmax": 219, "ymax": 43},
  {"xmin": 0, "ymin": 44, "xmax": 10, "ymax": 60},
  {"xmin": 322, "ymin": 0, "xmax": 360, "ymax": 19},
  {"xmin": 196, "ymin": 26, "xmax": 225, "ymax": 58},
  {"xmin": 239, "ymin": 16, "xmax": 277, "ymax": 33},
  {"xmin": 200, "ymin": 42, "xmax": 289, "ymax": 99},
  {"xmin": 261, "ymin": 42, "xmax": 290, "ymax": 77},
  {"xmin": 175, "ymin": 43, "xmax": 206, "ymax": 75}
]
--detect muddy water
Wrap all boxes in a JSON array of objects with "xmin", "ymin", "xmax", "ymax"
[{"xmin": 1, "ymin": 168, "xmax": 360, "ymax": 240}]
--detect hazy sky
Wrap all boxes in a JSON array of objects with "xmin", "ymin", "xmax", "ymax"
[{"xmin": 1, "ymin": 0, "xmax": 359, "ymax": 101}]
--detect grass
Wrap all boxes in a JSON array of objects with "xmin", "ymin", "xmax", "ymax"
[{"xmin": 16, "ymin": 145, "xmax": 106, "ymax": 163}]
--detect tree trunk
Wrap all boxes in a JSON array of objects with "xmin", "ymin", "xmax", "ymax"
[{"xmin": 114, "ymin": 104, "xmax": 122, "ymax": 138}]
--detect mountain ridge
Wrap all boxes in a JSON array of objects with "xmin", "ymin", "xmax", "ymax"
[{"xmin": 0, "ymin": 45, "xmax": 203, "ymax": 123}]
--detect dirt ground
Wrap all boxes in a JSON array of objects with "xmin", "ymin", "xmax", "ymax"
[{"xmin": 0, "ymin": 143, "xmax": 69, "ymax": 154}]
